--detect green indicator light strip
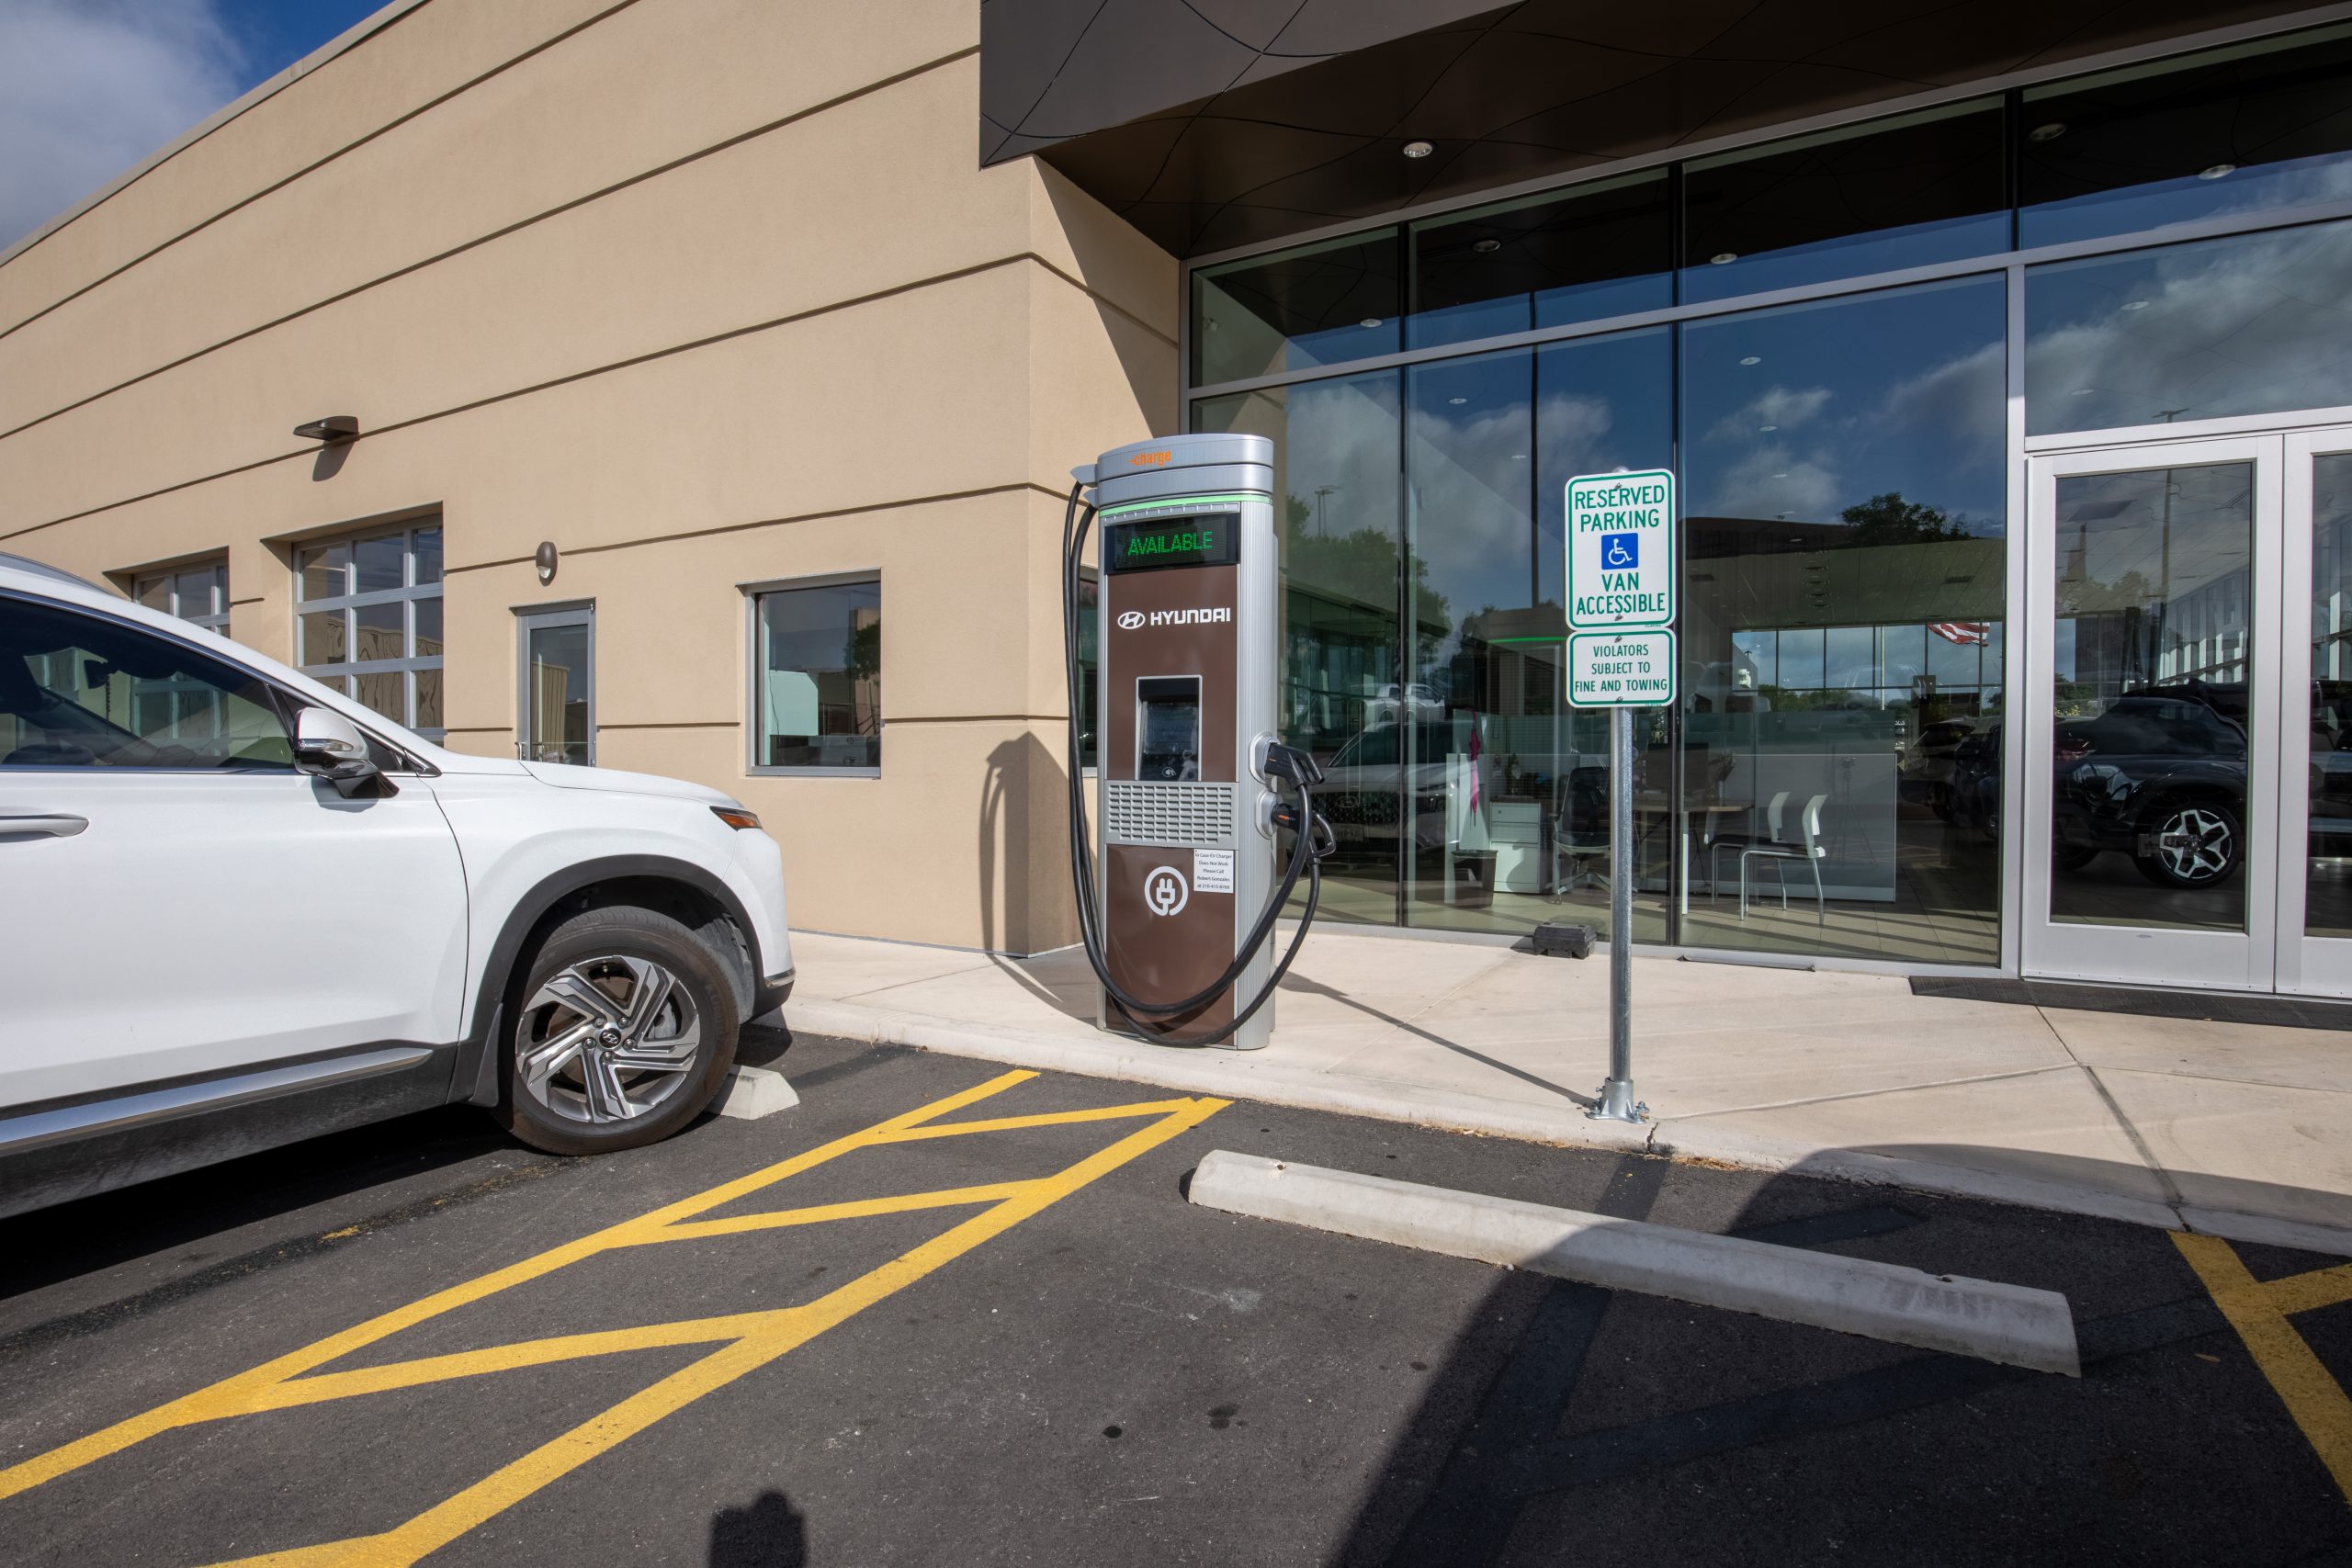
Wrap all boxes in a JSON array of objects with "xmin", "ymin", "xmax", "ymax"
[{"xmin": 1096, "ymin": 492, "xmax": 1262, "ymax": 518}]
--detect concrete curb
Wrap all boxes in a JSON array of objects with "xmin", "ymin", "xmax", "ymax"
[
  {"xmin": 785, "ymin": 998, "xmax": 2352, "ymax": 1258},
  {"xmin": 712, "ymin": 1065, "xmax": 798, "ymax": 1121},
  {"xmin": 2177, "ymin": 1204, "xmax": 2352, "ymax": 1258},
  {"xmin": 1188, "ymin": 1150, "xmax": 2083, "ymax": 1376},
  {"xmin": 785, "ymin": 998, "xmax": 1651, "ymax": 1151}
]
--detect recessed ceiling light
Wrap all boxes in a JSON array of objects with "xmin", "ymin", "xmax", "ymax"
[
  {"xmin": 2030, "ymin": 122, "xmax": 2067, "ymax": 142},
  {"xmin": 1510, "ymin": 453, "xmax": 1528, "ymax": 460},
  {"xmin": 1739, "ymin": 355, "xmax": 1761, "ymax": 366},
  {"xmin": 1758, "ymin": 424, "xmax": 1779, "ymax": 434},
  {"xmin": 2072, "ymin": 388, "xmax": 2096, "ymax": 396},
  {"xmin": 1472, "ymin": 238, "xmax": 1501, "ymax": 254},
  {"xmin": 2199, "ymin": 163, "xmax": 2237, "ymax": 180},
  {"xmin": 2120, "ymin": 300, "xmax": 2149, "ymax": 310},
  {"xmin": 1359, "ymin": 318, "xmax": 1384, "ymax": 329},
  {"xmin": 1403, "ymin": 140, "xmax": 1434, "ymax": 159},
  {"xmin": 1772, "ymin": 472, "xmax": 1789, "ymax": 479},
  {"xmin": 1710, "ymin": 253, "xmax": 1738, "ymax": 265},
  {"xmin": 1448, "ymin": 396, "xmax": 1467, "ymax": 405}
]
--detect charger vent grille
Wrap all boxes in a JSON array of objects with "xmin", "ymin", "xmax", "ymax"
[{"xmin": 1104, "ymin": 781, "xmax": 1236, "ymax": 847}]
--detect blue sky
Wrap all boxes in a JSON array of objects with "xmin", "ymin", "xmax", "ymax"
[{"xmin": 0, "ymin": 0, "xmax": 390, "ymax": 251}]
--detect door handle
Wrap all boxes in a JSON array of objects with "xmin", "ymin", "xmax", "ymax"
[{"xmin": 0, "ymin": 812, "xmax": 88, "ymax": 839}]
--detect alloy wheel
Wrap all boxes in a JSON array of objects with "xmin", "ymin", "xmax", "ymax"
[
  {"xmin": 2153, "ymin": 806, "xmax": 2234, "ymax": 884},
  {"xmin": 517, "ymin": 954, "xmax": 701, "ymax": 1124}
]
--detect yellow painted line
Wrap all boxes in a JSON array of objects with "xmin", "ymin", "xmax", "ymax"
[
  {"xmin": 865, "ymin": 1099, "xmax": 1204, "ymax": 1143},
  {"xmin": 239, "ymin": 1313, "xmax": 787, "ymax": 1412},
  {"xmin": 2268, "ymin": 1261, "xmax": 2352, "ymax": 1319},
  {"xmin": 0, "ymin": 1068, "xmax": 1043, "ymax": 1506},
  {"xmin": 203, "ymin": 1096, "xmax": 1227, "ymax": 1568},
  {"xmin": 0, "ymin": 1066, "xmax": 1228, "ymax": 1568},
  {"xmin": 643, "ymin": 1180, "xmax": 1041, "ymax": 1242},
  {"xmin": 2176, "ymin": 1233, "xmax": 2352, "ymax": 1506}
]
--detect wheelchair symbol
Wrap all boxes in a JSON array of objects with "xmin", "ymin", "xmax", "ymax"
[{"xmin": 1600, "ymin": 532, "xmax": 1639, "ymax": 570}]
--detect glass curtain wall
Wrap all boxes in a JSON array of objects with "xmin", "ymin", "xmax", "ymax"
[
  {"xmin": 1400, "ymin": 331, "xmax": 1673, "ymax": 940},
  {"xmin": 1185, "ymin": 19, "xmax": 2352, "ymax": 963},
  {"xmin": 2311, "ymin": 456, "xmax": 2352, "ymax": 939},
  {"xmin": 1679, "ymin": 279, "xmax": 2007, "ymax": 963},
  {"xmin": 1193, "ymin": 372, "xmax": 1404, "ymax": 925}
]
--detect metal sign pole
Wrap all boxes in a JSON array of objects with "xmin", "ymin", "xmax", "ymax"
[
  {"xmin": 1562, "ymin": 468, "xmax": 1671, "ymax": 1125},
  {"xmin": 1590, "ymin": 705, "xmax": 1644, "ymax": 1122}
]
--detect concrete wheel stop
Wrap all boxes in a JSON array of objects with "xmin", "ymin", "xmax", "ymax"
[
  {"xmin": 1187, "ymin": 1150, "xmax": 2080, "ymax": 1376},
  {"xmin": 711, "ymin": 1065, "xmax": 798, "ymax": 1121}
]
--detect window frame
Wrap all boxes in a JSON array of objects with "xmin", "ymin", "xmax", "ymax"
[
  {"xmin": 293, "ymin": 519, "xmax": 445, "ymax": 743},
  {"xmin": 741, "ymin": 570, "xmax": 884, "ymax": 779},
  {"xmin": 1181, "ymin": 17, "xmax": 2352, "ymax": 418},
  {"xmin": 130, "ymin": 558, "xmax": 232, "ymax": 636}
]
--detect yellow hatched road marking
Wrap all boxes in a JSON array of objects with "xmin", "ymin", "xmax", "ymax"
[
  {"xmin": 2266, "ymin": 1260, "xmax": 2352, "ymax": 1319},
  {"xmin": 0, "ymin": 1068, "xmax": 1227, "ymax": 1567},
  {"xmin": 2175, "ymin": 1232, "xmax": 2352, "ymax": 1506}
]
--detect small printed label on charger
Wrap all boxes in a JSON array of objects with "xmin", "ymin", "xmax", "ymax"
[{"xmin": 1193, "ymin": 849, "xmax": 1235, "ymax": 894}]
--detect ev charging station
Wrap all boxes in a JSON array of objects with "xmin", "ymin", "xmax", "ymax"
[{"xmin": 1061, "ymin": 434, "xmax": 1331, "ymax": 1051}]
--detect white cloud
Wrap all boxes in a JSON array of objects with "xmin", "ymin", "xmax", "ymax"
[
  {"xmin": 1704, "ymin": 384, "xmax": 1832, "ymax": 446},
  {"xmin": 1883, "ymin": 338, "xmax": 2006, "ymax": 463},
  {"xmin": 1713, "ymin": 445, "xmax": 1839, "ymax": 521},
  {"xmin": 2028, "ymin": 220, "xmax": 2352, "ymax": 427},
  {"xmin": 0, "ymin": 0, "xmax": 243, "ymax": 251}
]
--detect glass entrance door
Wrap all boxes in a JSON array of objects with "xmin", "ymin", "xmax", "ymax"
[
  {"xmin": 2021, "ymin": 434, "xmax": 2307, "ymax": 991},
  {"xmin": 2284, "ymin": 434, "xmax": 2352, "ymax": 997},
  {"xmin": 517, "ymin": 604, "xmax": 594, "ymax": 767}
]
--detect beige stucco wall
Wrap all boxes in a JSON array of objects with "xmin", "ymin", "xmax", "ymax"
[{"xmin": 0, "ymin": 0, "xmax": 1176, "ymax": 953}]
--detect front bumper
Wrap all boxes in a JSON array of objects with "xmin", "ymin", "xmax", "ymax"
[{"xmin": 752, "ymin": 967, "xmax": 795, "ymax": 1022}]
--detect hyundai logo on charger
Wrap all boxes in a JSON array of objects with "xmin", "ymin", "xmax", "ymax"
[{"xmin": 1113, "ymin": 606, "xmax": 1230, "ymax": 631}]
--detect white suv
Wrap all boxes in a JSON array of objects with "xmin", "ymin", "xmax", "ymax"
[{"xmin": 0, "ymin": 552, "xmax": 794, "ymax": 1216}]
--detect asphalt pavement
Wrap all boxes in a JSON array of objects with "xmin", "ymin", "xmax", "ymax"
[{"xmin": 1, "ymin": 1027, "xmax": 2347, "ymax": 1567}]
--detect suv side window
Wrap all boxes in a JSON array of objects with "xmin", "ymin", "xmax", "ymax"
[{"xmin": 0, "ymin": 597, "xmax": 296, "ymax": 770}]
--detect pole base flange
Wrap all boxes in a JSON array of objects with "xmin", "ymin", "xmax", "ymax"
[{"xmin": 1587, "ymin": 1077, "xmax": 1648, "ymax": 1123}]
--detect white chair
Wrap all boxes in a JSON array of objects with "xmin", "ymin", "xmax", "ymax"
[
  {"xmin": 1709, "ymin": 790, "xmax": 1789, "ymax": 906},
  {"xmin": 1739, "ymin": 793, "xmax": 1827, "ymax": 924}
]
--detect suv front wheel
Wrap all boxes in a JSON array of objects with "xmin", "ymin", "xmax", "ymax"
[
  {"xmin": 2134, "ymin": 800, "xmax": 2242, "ymax": 890},
  {"xmin": 498, "ymin": 905, "xmax": 740, "ymax": 1155}
]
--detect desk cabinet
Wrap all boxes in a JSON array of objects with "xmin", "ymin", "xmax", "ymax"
[{"xmin": 1490, "ymin": 801, "xmax": 1545, "ymax": 895}]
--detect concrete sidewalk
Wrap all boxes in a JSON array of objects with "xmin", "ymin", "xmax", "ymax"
[{"xmin": 782, "ymin": 928, "xmax": 2352, "ymax": 1257}]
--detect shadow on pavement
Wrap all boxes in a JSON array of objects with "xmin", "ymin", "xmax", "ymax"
[
  {"xmin": 0, "ymin": 1104, "xmax": 515, "ymax": 1304},
  {"xmin": 1321, "ymin": 1146, "xmax": 2352, "ymax": 1567},
  {"xmin": 708, "ymin": 1488, "xmax": 808, "ymax": 1567}
]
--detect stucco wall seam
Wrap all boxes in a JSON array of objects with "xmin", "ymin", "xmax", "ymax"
[
  {"xmin": 0, "ymin": 42, "xmax": 988, "ymax": 438},
  {"xmin": 451, "ymin": 481, "xmax": 1085, "ymax": 570},
  {"xmin": 0, "ymin": 0, "xmax": 649, "ymax": 335},
  {"xmin": 1026, "ymin": 254, "xmax": 1178, "ymax": 350},
  {"xmin": 0, "ymin": 257, "xmax": 1133, "ymax": 545},
  {"xmin": 2, "ymin": 255, "xmax": 1106, "ymax": 543}
]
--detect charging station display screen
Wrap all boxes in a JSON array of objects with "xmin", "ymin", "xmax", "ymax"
[
  {"xmin": 1104, "ymin": 513, "xmax": 1239, "ymax": 574},
  {"xmin": 1136, "ymin": 676, "xmax": 1202, "ymax": 781}
]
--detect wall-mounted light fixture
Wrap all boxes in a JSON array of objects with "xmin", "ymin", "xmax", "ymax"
[
  {"xmin": 535, "ymin": 541, "xmax": 559, "ymax": 585},
  {"xmin": 293, "ymin": 415, "xmax": 358, "ymax": 441}
]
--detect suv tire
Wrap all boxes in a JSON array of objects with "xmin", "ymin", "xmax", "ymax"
[
  {"xmin": 2133, "ymin": 800, "xmax": 2242, "ymax": 890},
  {"xmin": 498, "ymin": 905, "xmax": 740, "ymax": 1155}
]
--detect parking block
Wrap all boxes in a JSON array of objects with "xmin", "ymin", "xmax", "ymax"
[{"xmin": 1187, "ymin": 1149, "xmax": 2082, "ymax": 1376}]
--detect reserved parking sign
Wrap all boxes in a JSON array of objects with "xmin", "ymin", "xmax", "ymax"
[{"xmin": 1565, "ymin": 469, "xmax": 1675, "ymax": 632}]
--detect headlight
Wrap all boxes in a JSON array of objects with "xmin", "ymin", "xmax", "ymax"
[{"xmin": 711, "ymin": 807, "xmax": 763, "ymax": 830}]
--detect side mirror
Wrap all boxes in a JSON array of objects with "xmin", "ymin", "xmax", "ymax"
[{"xmin": 294, "ymin": 706, "xmax": 391, "ymax": 797}]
